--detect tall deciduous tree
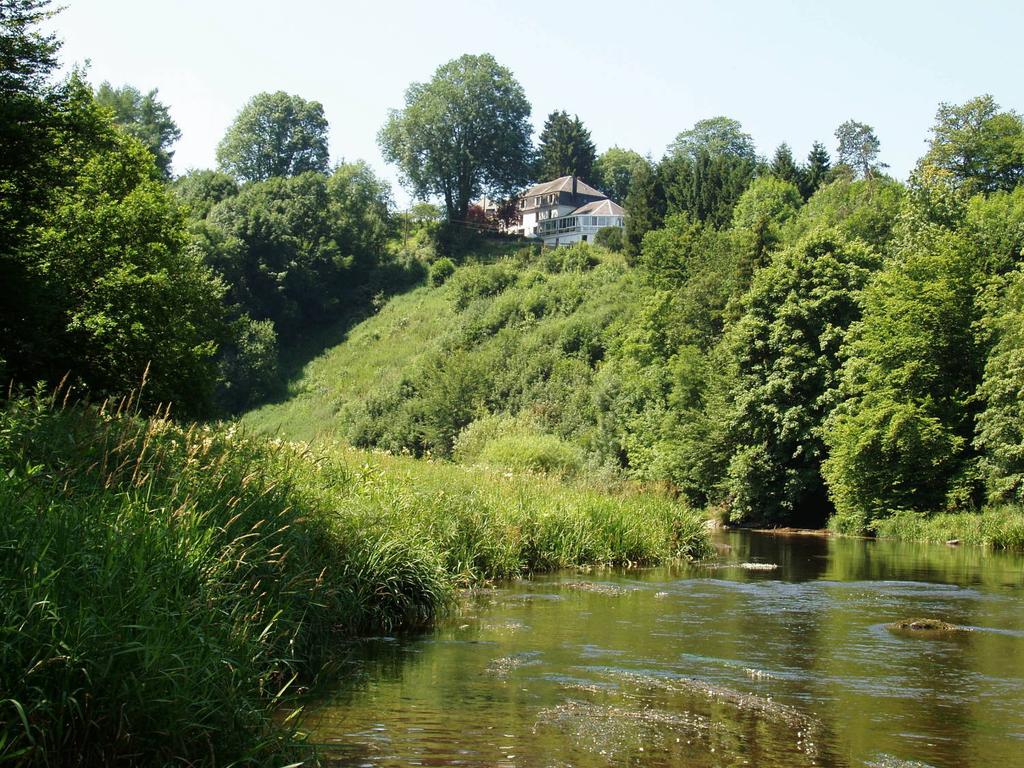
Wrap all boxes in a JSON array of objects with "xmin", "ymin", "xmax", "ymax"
[
  {"xmin": 378, "ymin": 53, "xmax": 532, "ymax": 221},
  {"xmin": 95, "ymin": 82, "xmax": 181, "ymax": 177},
  {"xmin": 217, "ymin": 91, "xmax": 330, "ymax": 182},
  {"xmin": 920, "ymin": 94, "xmax": 1024, "ymax": 194},
  {"xmin": 722, "ymin": 229, "xmax": 881, "ymax": 526},
  {"xmin": 594, "ymin": 146, "xmax": 648, "ymax": 203},
  {"xmin": 668, "ymin": 116, "xmax": 756, "ymax": 162},
  {"xmin": 835, "ymin": 120, "xmax": 884, "ymax": 179},
  {"xmin": 822, "ymin": 170, "xmax": 982, "ymax": 531},
  {"xmin": 535, "ymin": 110, "xmax": 597, "ymax": 182}
]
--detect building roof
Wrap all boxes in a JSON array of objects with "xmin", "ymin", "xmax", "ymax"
[
  {"xmin": 570, "ymin": 198, "xmax": 626, "ymax": 216},
  {"xmin": 521, "ymin": 175, "xmax": 605, "ymax": 199}
]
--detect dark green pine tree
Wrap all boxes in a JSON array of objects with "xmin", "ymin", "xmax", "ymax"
[
  {"xmin": 623, "ymin": 159, "xmax": 666, "ymax": 263},
  {"xmin": 801, "ymin": 141, "xmax": 831, "ymax": 199},
  {"xmin": 536, "ymin": 110, "xmax": 597, "ymax": 183},
  {"xmin": 770, "ymin": 143, "xmax": 802, "ymax": 187}
]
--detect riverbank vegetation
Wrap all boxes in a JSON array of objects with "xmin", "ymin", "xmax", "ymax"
[
  {"xmin": 0, "ymin": 390, "xmax": 710, "ymax": 764},
  {"xmin": 4, "ymin": 0, "xmax": 1024, "ymax": 761}
]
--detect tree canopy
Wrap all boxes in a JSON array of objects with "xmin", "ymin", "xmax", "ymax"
[
  {"xmin": 668, "ymin": 116, "xmax": 757, "ymax": 162},
  {"xmin": 594, "ymin": 147, "xmax": 649, "ymax": 203},
  {"xmin": 216, "ymin": 91, "xmax": 330, "ymax": 182},
  {"xmin": 535, "ymin": 110, "xmax": 597, "ymax": 183},
  {"xmin": 835, "ymin": 120, "xmax": 884, "ymax": 179},
  {"xmin": 920, "ymin": 94, "xmax": 1024, "ymax": 194},
  {"xmin": 95, "ymin": 82, "xmax": 181, "ymax": 177},
  {"xmin": 378, "ymin": 53, "xmax": 532, "ymax": 220}
]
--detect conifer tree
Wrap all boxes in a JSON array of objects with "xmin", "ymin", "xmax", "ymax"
[
  {"xmin": 801, "ymin": 141, "xmax": 831, "ymax": 199},
  {"xmin": 769, "ymin": 143, "xmax": 802, "ymax": 187},
  {"xmin": 623, "ymin": 159, "xmax": 665, "ymax": 263},
  {"xmin": 536, "ymin": 110, "xmax": 597, "ymax": 182}
]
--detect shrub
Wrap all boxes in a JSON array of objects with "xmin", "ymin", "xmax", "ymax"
[
  {"xmin": 428, "ymin": 257, "xmax": 456, "ymax": 286},
  {"xmin": 594, "ymin": 225, "xmax": 625, "ymax": 251}
]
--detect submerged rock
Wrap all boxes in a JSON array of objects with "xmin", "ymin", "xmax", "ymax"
[
  {"xmin": 886, "ymin": 618, "xmax": 972, "ymax": 636},
  {"xmin": 561, "ymin": 581, "xmax": 629, "ymax": 596}
]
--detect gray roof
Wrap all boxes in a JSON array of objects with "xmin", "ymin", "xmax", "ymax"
[
  {"xmin": 521, "ymin": 175, "xmax": 605, "ymax": 198},
  {"xmin": 570, "ymin": 199, "xmax": 626, "ymax": 216}
]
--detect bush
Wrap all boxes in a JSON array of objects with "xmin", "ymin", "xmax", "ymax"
[
  {"xmin": 428, "ymin": 257, "xmax": 456, "ymax": 286},
  {"xmin": 594, "ymin": 225, "xmax": 625, "ymax": 251}
]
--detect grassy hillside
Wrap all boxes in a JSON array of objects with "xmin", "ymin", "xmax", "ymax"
[
  {"xmin": 0, "ymin": 391, "xmax": 709, "ymax": 765},
  {"xmin": 245, "ymin": 244, "xmax": 641, "ymax": 477}
]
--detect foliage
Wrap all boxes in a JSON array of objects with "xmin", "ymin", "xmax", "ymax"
[
  {"xmin": 203, "ymin": 163, "xmax": 391, "ymax": 338},
  {"xmin": 661, "ymin": 148, "xmax": 759, "ymax": 227},
  {"xmin": 594, "ymin": 225, "xmax": 624, "ymax": 251},
  {"xmin": 217, "ymin": 315, "xmax": 280, "ymax": 412},
  {"xmin": 1, "ymin": 74, "xmax": 225, "ymax": 415},
  {"xmin": 623, "ymin": 159, "xmax": 665, "ymax": 261},
  {"xmin": 920, "ymin": 94, "xmax": 1024, "ymax": 194},
  {"xmin": 721, "ymin": 230, "xmax": 881, "ymax": 525},
  {"xmin": 216, "ymin": 90, "xmax": 330, "ymax": 182},
  {"xmin": 593, "ymin": 146, "xmax": 648, "ymax": 203},
  {"xmin": 975, "ymin": 267, "xmax": 1024, "ymax": 503},
  {"xmin": 428, "ymin": 256, "xmax": 456, "ymax": 286},
  {"xmin": 0, "ymin": 392, "xmax": 711, "ymax": 765},
  {"xmin": 172, "ymin": 168, "xmax": 239, "ymax": 218},
  {"xmin": 823, "ymin": 171, "xmax": 982, "ymax": 531},
  {"xmin": 535, "ymin": 109, "xmax": 597, "ymax": 183},
  {"xmin": 95, "ymin": 81, "xmax": 180, "ymax": 177},
  {"xmin": 668, "ymin": 116, "xmax": 756, "ymax": 162},
  {"xmin": 785, "ymin": 176, "xmax": 905, "ymax": 253},
  {"xmin": 729, "ymin": 175, "xmax": 803, "ymax": 271},
  {"xmin": 801, "ymin": 141, "xmax": 832, "ymax": 199},
  {"xmin": 834, "ymin": 119, "xmax": 884, "ymax": 179},
  {"xmin": 379, "ymin": 53, "xmax": 532, "ymax": 220},
  {"xmin": 769, "ymin": 143, "xmax": 802, "ymax": 187}
]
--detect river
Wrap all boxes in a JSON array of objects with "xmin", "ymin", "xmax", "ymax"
[{"xmin": 301, "ymin": 530, "xmax": 1024, "ymax": 767}]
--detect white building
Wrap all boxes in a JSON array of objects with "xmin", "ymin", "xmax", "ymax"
[{"xmin": 517, "ymin": 175, "xmax": 626, "ymax": 247}]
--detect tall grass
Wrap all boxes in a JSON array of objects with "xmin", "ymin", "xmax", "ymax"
[
  {"xmin": 0, "ymin": 390, "xmax": 709, "ymax": 765},
  {"xmin": 867, "ymin": 507, "xmax": 1024, "ymax": 550}
]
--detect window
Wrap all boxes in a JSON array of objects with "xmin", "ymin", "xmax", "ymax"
[{"xmin": 582, "ymin": 234, "xmax": 588, "ymax": 242}]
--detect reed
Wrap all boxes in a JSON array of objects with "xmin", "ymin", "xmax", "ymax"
[{"xmin": 0, "ymin": 389, "xmax": 709, "ymax": 765}]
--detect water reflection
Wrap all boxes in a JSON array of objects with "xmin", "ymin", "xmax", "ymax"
[{"xmin": 301, "ymin": 532, "xmax": 1024, "ymax": 768}]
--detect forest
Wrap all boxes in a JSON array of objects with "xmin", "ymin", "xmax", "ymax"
[{"xmin": 3, "ymin": 0, "xmax": 1024, "ymax": 764}]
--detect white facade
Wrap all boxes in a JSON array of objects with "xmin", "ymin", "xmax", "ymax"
[{"xmin": 515, "ymin": 176, "xmax": 626, "ymax": 247}]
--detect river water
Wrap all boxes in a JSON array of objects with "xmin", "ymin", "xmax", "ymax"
[{"xmin": 302, "ymin": 531, "xmax": 1024, "ymax": 767}]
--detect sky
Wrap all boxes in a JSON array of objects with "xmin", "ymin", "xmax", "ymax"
[{"xmin": 49, "ymin": 0, "xmax": 1023, "ymax": 207}]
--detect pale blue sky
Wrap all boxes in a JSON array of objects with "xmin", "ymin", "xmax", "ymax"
[{"xmin": 51, "ymin": 0, "xmax": 1022, "ymax": 206}]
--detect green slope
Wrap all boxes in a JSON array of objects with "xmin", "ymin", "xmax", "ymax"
[{"xmin": 243, "ymin": 246, "xmax": 640, "ymax": 474}]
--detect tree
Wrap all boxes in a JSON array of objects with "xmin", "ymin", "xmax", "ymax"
[
  {"xmin": 203, "ymin": 163, "xmax": 391, "ymax": 338},
  {"xmin": 95, "ymin": 82, "xmax": 181, "ymax": 177},
  {"xmin": 730, "ymin": 176, "xmax": 803, "ymax": 276},
  {"xmin": 722, "ymin": 230, "xmax": 881, "ymax": 526},
  {"xmin": 2, "ymin": 77, "xmax": 225, "ymax": 414},
  {"xmin": 822, "ymin": 170, "xmax": 982, "ymax": 531},
  {"xmin": 801, "ymin": 141, "xmax": 832, "ymax": 199},
  {"xmin": 594, "ymin": 146, "xmax": 648, "ymax": 203},
  {"xmin": 379, "ymin": 53, "xmax": 532, "ymax": 221},
  {"xmin": 535, "ymin": 110, "xmax": 597, "ymax": 182},
  {"xmin": 216, "ymin": 91, "xmax": 330, "ymax": 182},
  {"xmin": 835, "ymin": 120, "xmax": 884, "ymax": 179},
  {"xmin": 769, "ymin": 143, "xmax": 801, "ymax": 186},
  {"xmin": 623, "ymin": 159, "xmax": 665, "ymax": 262},
  {"xmin": 660, "ymin": 148, "xmax": 758, "ymax": 227},
  {"xmin": 173, "ymin": 169, "xmax": 239, "ymax": 219},
  {"xmin": 920, "ymin": 94, "xmax": 1024, "ymax": 194},
  {"xmin": 786, "ymin": 177, "xmax": 904, "ymax": 253},
  {"xmin": 668, "ymin": 116, "xmax": 756, "ymax": 162}
]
